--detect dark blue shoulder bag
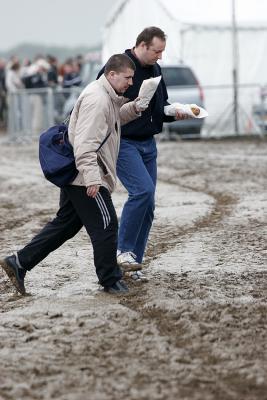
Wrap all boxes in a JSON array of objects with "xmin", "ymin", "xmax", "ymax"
[{"xmin": 39, "ymin": 115, "xmax": 112, "ymax": 188}]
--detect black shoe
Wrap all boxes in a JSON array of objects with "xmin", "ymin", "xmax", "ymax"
[
  {"xmin": 0, "ymin": 255, "xmax": 26, "ymax": 295},
  {"xmin": 104, "ymin": 280, "xmax": 129, "ymax": 294}
]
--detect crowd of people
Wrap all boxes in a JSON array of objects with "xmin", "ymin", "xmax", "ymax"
[{"xmin": 0, "ymin": 54, "xmax": 84, "ymax": 128}]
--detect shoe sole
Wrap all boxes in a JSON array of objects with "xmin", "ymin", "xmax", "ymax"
[
  {"xmin": 118, "ymin": 263, "xmax": 142, "ymax": 272},
  {"xmin": 103, "ymin": 288, "xmax": 129, "ymax": 295},
  {"xmin": 0, "ymin": 259, "xmax": 26, "ymax": 295},
  {"xmin": 105, "ymin": 290, "xmax": 129, "ymax": 295},
  {"xmin": 125, "ymin": 272, "xmax": 149, "ymax": 283},
  {"xmin": 131, "ymin": 278, "xmax": 149, "ymax": 283}
]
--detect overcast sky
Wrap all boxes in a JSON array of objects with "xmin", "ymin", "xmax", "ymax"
[
  {"xmin": 0, "ymin": 0, "xmax": 266, "ymax": 51},
  {"xmin": 0, "ymin": 0, "xmax": 111, "ymax": 50}
]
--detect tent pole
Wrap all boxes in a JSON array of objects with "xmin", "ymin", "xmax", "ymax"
[
  {"xmin": 232, "ymin": 0, "xmax": 239, "ymax": 134},
  {"xmin": 180, "ymin": 29, "xmax": 184, "ymax": 63}
]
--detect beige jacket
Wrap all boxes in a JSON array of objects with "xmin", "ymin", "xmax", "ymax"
[{"xmin": 68, "ymin": 75, "xmax": 140, "ymax": 193}]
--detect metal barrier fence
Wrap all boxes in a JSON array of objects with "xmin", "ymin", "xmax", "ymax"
[
  {"xmin": 6, "ymin": 84, "xmax": 267, "ymax": 141},
  {"xmin": 201, "ymin": 84, "xmax": 265, "ymax": 138},
  {"xmin": 7, "ymin": 87, "xmax": 81, "ymax": 141}
]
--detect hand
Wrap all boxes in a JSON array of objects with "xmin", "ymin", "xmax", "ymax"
[
  {"xmin": 174, "ymin": 110, "xmax": 190, "ymax": 120},
  {"xmin": 134, "ymin": 97, "xmax": 149, "ymax": 113},
  {"xmin": 86, "ymin": 185, "xmax": 100, "ymax": 198}
]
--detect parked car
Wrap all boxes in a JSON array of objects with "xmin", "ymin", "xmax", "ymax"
[{"xmin": 161, "ymin": 64, "xmax": 205, "ymax": 137}]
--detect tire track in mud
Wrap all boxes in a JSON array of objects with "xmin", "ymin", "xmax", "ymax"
[
  {"xmin": 146, "ymin": 186, "xmax": 236, "ymax": 264},
  {"xmin": 135, "ymin": 162, "xmax": 237, "ymax": 269},
  {"xmin": 119, "ymin": 168, "xmax": 237, "ymax": 320}
]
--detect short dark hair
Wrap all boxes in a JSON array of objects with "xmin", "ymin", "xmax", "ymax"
[
  {"xmin": 136, "ymin": 26, "xmax": 166, "ymax": 47},
  {"xmin": 104, "ymin": 54, "xmax": 136, "ymax": 76}
]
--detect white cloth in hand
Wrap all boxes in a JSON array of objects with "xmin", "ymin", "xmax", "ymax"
[
  {"xmin": 134, "ymin": 98, "xmax": 148, "ymax": 113},
  {"xmin": 136, "ymin": 76, "xmax": 162, "ymax": 108}
]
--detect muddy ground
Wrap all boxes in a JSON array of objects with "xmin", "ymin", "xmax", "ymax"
[{"xmin": 0, "ymin": 137, "xmax": 267, "ymax": 400}]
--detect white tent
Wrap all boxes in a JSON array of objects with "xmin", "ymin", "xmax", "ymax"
[
  {"xmin": 102, "ymin": 0, "xmax": 182, "ymax": 64},
  {"xmin": 179, "ymin": 23, "xmax": 267, "ymax": 86},
  {"xmin": 102, "ymin": 0, "xmax": 267, "ymax": 85},
  {"xmin": 102, "ymin": 0, "xmax": 267, "ymax": 135}
]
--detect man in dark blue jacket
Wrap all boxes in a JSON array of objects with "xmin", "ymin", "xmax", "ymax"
[{"xmin": 98, "ymin": 27, "xmax": 188, "ymax": 281}]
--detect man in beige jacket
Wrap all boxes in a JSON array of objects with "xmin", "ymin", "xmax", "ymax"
[{"xmin": 1, "ymin": 54, "xmax": 144, "ymax": 295}]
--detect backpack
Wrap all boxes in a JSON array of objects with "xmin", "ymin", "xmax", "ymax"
[
  {"xmin": 39, "ymin": 123, "xmax": 78, "ymax": 187},
  {"xmin": 39, "ymin": 123, "xmax": 112, "ymax": 188}
]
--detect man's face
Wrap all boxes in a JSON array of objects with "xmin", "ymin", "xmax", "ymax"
[
  {"xmin": 108, "ymin": 67, "xmax": 134, "ymax": 94},
  {"xmin": 139, "ymin": 37, "xmax": 166, "ymax": 65}
]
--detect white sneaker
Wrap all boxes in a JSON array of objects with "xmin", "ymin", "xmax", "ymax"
[
  {"xmin": 127, "ymin": 270, "xmax": 149, "ymax": 283},
  {"xmin": 117, "ymin": 251, "xmax": 142, "ymax": 272}
]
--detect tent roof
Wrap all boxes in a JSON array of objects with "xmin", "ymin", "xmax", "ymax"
[
  {"xmin": 105, "ymin": 0, "xmax": 267, "ymax": 31},
  {"xmin": 181, "ymin": 22, "xmax": 267, "ymax": 32}
]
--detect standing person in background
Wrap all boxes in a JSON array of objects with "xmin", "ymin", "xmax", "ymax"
[
  {"xmin": 22, "ymin": 58, "xmax": 50, "ymax": 89},
  {"xmin": 1, "ymin": 54, "xmax": 147, "ymax": 295},
  {"xmin": 47, "ymin": 55, "xmax": 59, "ymax": 88},
  {"xmin": 98, "ymin": 27, "xmax": 189, "ymax": 281},
  {"xmin": 0, "ymin": 58, "xmax": 7, "ymax": 128},
  {"xmin": 62, "ymin": 59, "xmax": 82, "ymax": 89},
  {"xmin": 21, "ymin": 58, "xmax": 50, "ymax": 133},
  {"xmin": 5, "ymin": 60, "xmax": 24, "ymax": 92},
  {"xmin": 5, "ymin": 59, "xmax": 24, "ymax": 133},
  {"xmin": 75, "ymin": 54, "xmax": 84, "ymax": 73}
]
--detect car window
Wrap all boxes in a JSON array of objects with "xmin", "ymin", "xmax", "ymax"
[{"xmin": 161, "ymin": 67, "xmax": 197, "ymax": 86}]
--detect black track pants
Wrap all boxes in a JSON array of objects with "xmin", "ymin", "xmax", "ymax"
[{"xmin": 18, "ymin": 186, "xmax": 122, "ymax": 287}]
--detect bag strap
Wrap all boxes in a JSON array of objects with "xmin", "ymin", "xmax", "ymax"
[
  {"xmin": 96, "ymin": 132, "xmax": 111, "ymax": 152},
  {"xmin": 63, "ymin": 103, "xmax": 118, "ymax": 152},
  {"xmin": 62, "ymin": 107, "xmax": 74, "ymax": 126},
  {"xmin": 96, "ymin": 122, "xmax": 118, "ymax": 152}
]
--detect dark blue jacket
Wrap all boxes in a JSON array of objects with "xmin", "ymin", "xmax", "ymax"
[
  {"xmin": 23, "ymin": 72, "xmax": 47, "ymax": 89},
  {"xmin": 97, "ymin": 49, "xmax": 174, "ymax": 141},
  {"xmin": 63, "ymin": 72, "xmax": 82, "ymax": 88}
]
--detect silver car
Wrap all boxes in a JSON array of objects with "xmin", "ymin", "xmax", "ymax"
[{"xmin": 161, "ymin": 65, "xmax": 205, "ymax": 137}]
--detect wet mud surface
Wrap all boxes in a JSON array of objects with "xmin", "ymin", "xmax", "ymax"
[{"xmin": 0, "ymin": 138, "xmax": 267, "ymax": 399}]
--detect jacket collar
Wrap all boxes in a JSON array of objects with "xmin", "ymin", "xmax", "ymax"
[
  {"xmin": 98, "ymin": 74, "xmax": 127, "ymax": 106},
  {"xmin": 125, "ymin": 48, "xmax": 153, "ymax": 69},
  {"xmin": 125, "ymin": 48, "xmax": 142, "ymax": 68}
]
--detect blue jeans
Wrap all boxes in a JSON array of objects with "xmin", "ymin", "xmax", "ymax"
[{"xmin": 117, "ymin": 137, "xmax": 157, "ymax": 263}]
